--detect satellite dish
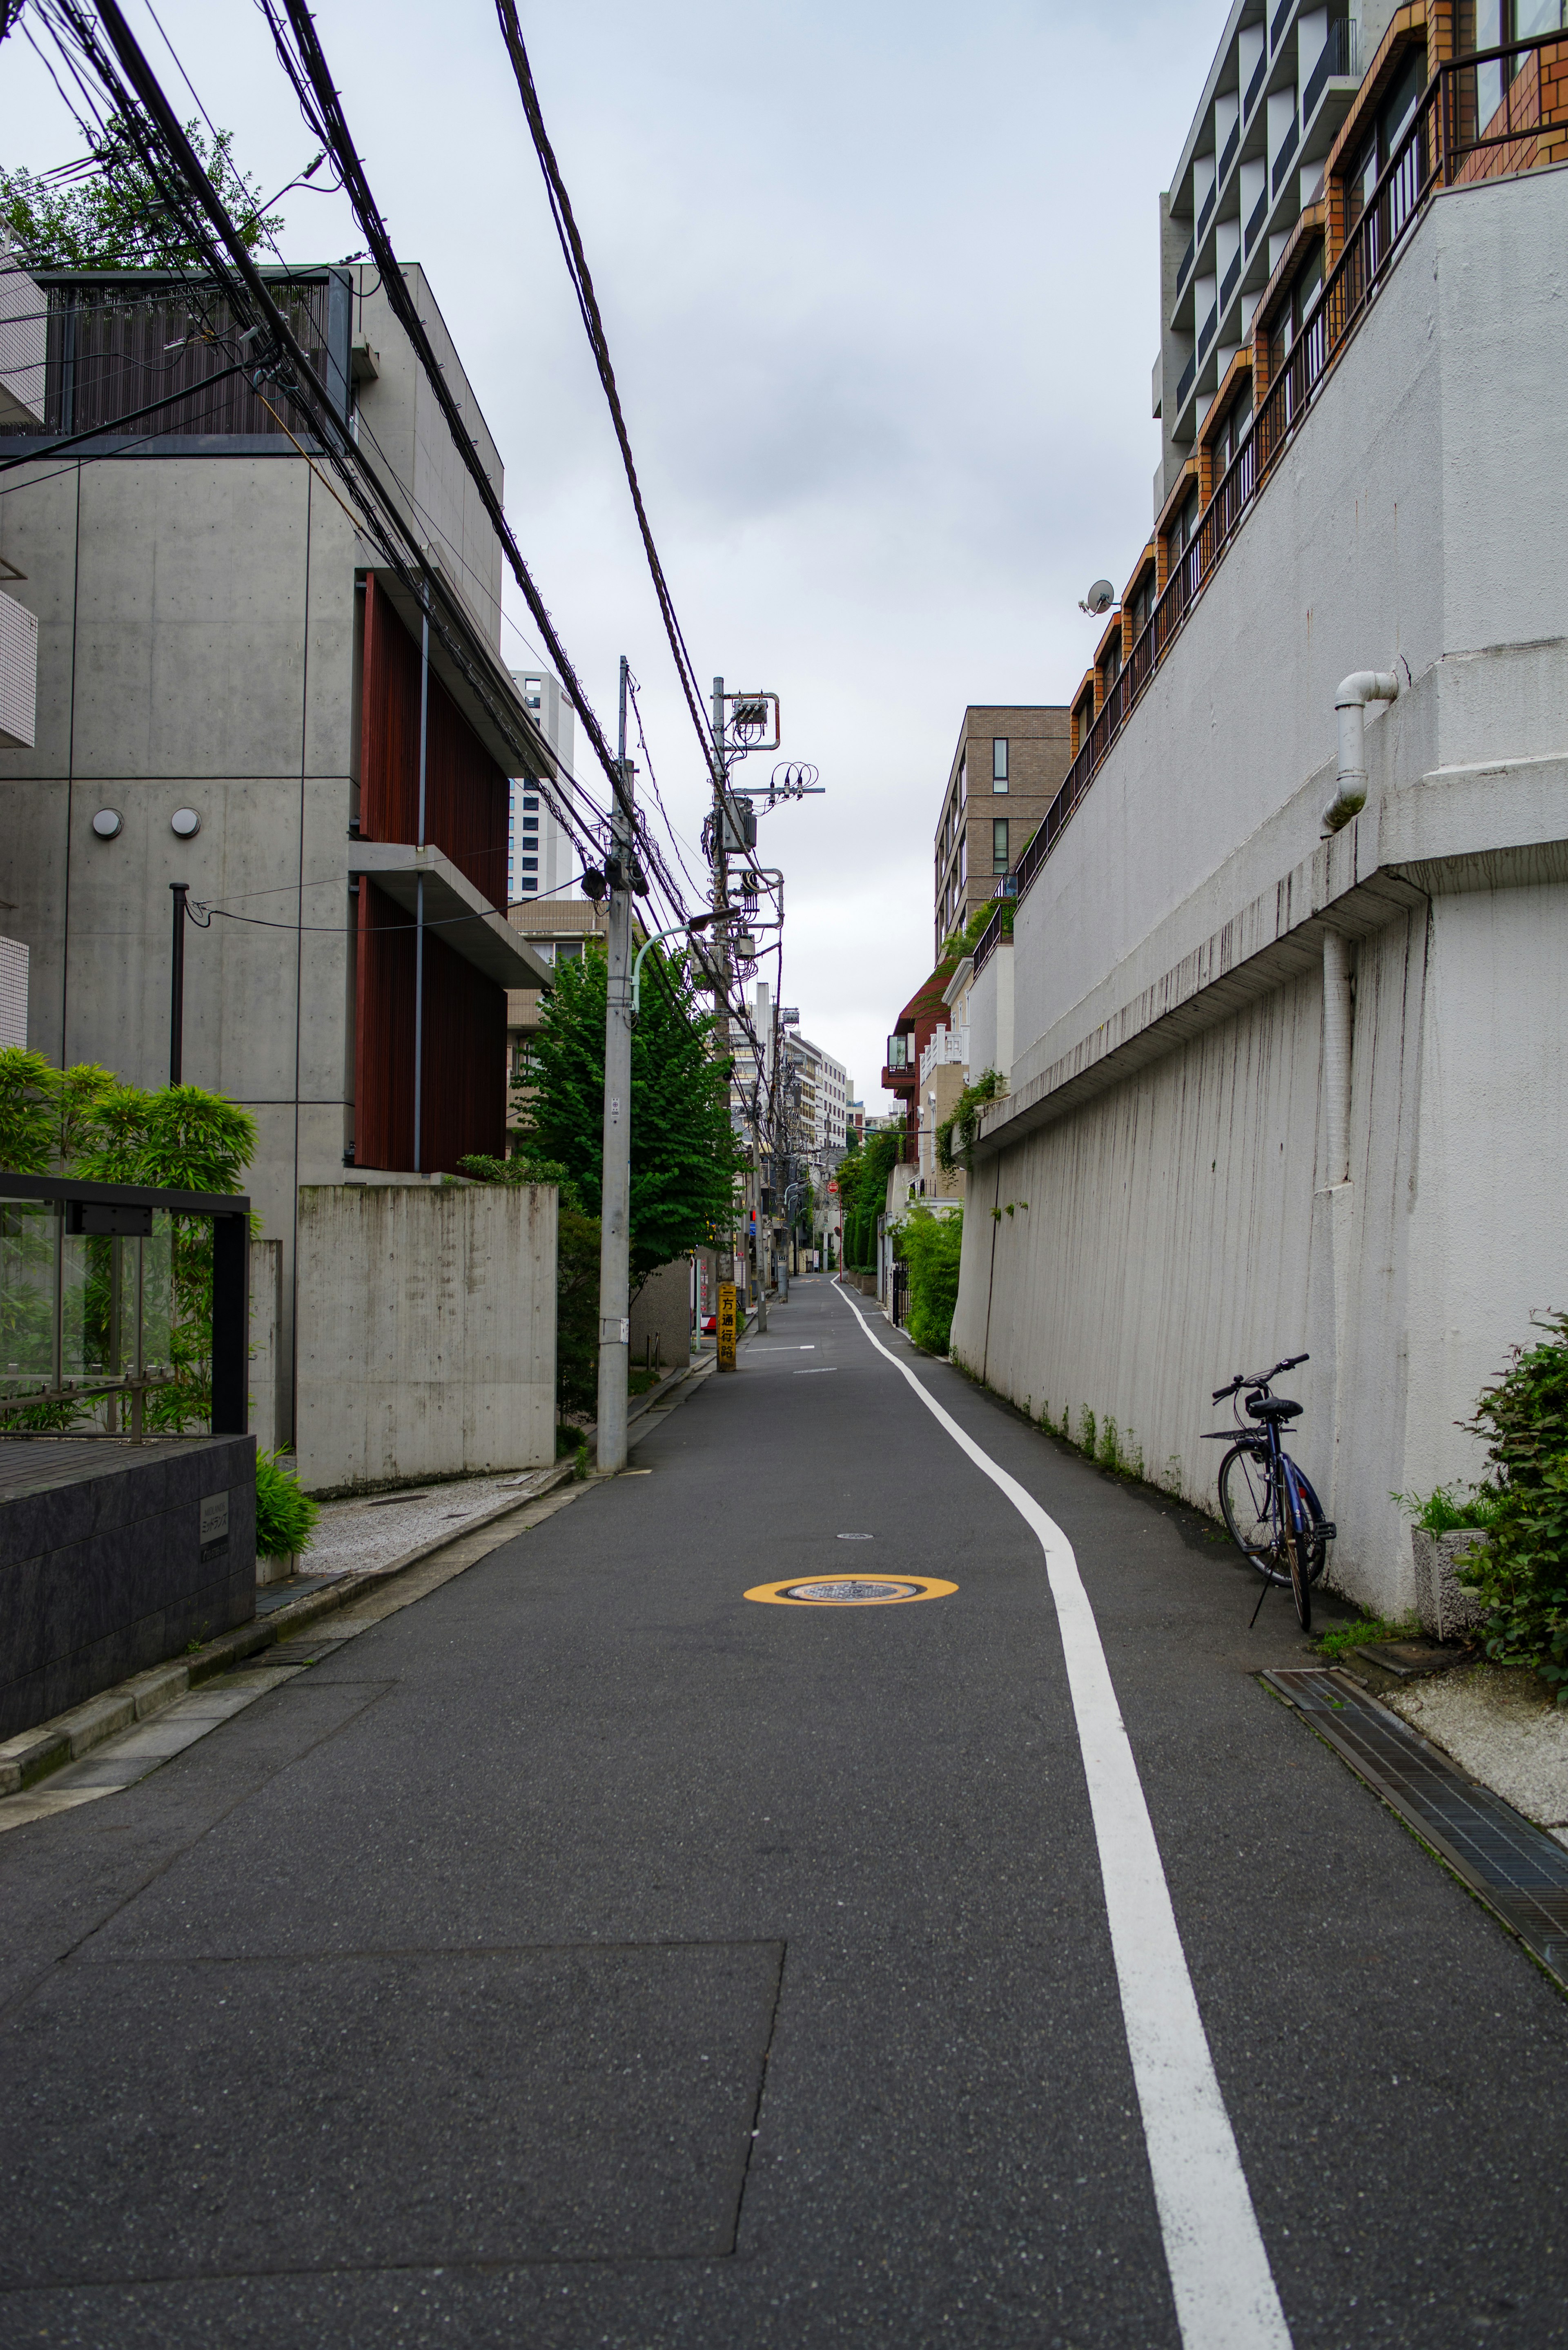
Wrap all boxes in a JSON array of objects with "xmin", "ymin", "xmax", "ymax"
[{"xmin": 1080, "ymin": 579, "xmax": 1116, "ymax": 615}]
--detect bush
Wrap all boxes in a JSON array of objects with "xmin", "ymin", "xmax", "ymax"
[
  {"xmin": 1392, "ymin": 1483, "xmax": 1502, "ymax": 1534},
  {"xmin": 896, "ymin": 1208, "xmax": 963, "ymax": 1354},
  {"xmin": 1457, "ymin": 1311, "xmax": 1568, "ymax": 1703},
  {"xmin": 255, "ymin": 1450, "xmax": 317, "ymax": 1561}
]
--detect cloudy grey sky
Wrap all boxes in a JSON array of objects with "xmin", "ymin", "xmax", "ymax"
[{"xmin": 4, "ymin": 0, "xmax": 1218, "ymax": 1114}]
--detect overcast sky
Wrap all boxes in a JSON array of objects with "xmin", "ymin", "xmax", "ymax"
[{"xmin": 3, "ymin": 0, "xmax": 1218, "ymax": 1118}]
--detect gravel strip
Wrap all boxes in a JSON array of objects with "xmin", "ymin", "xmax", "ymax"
[{"xmin": 1390, "ymin": 1663, "xmax": 1568, "ymax": 1849}]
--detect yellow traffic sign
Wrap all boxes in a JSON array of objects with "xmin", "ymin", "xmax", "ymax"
[{"xmin": 717, "ymin": 1281, "xmax": 738, "ymax": 1372}]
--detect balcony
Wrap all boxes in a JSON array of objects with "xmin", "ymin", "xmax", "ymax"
[
  {"xmin": 1176, "ymin": 346, "xmax": 1197, "ymax": 410},
  {"xmin": 1272, "ymin": 111, "xmax": 1300, "ymax": 193},
  {"xmin": 1176, "ymin": 231, "xmax": 1196, "ymax": 293},
  {"xmin": 883, "ymin": 1035, "xmax": 915, "ymax": 1094},
  {"xmin": 1245, "ymin": 46, "xmax": 1267, "ymax": 117},
  {"xmin": 1303, "ymin": 18, "xmax": 1357, "ymax": 133},
  {"xmin": 1221, "ymin": 247, "xmax": 1241, "ymax": 310},
  {"xmin": 1245, "ymin": 184, "xmax": 1268, "ymax": 253},
  {"xmin": 1218, "ymin": 118, "xmax": 1240, "ymax": 187},
  {"xmin": 1198, "ymin": 303, "xmax": 1218, "ymax": 359},
  {"xmin": 1270, "ymin": 0, "xmax": 1293, "ymax": 50},
  {"xmin": 1197, "ymin": 178, "xmax": 1218, "ymax": 241}
]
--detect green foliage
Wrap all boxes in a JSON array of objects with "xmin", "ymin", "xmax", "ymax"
[
  {"xmin": 1317, "ymin": 1612, "xmax": 1419, "ymax": 1663},
  {"xmin": 935, "ymin": 1067, "xmax": 1007, "ymax": 1177},
  {"xmin": 894, "ymin": 1208, "xmax": 964, "ymax": 1354},
  {"xmin": 514, "ymin": 947, "xmax": 744, "ymax": 1281},
  {"xmin": 457, "ymin": 1150, "xmax": 582, "ymax": 1211},
  {"xmin": 0, "ymin": 118, "xmax": 281, "ymax": 271},
  {"xmin": 1392, "ymin": 1481, "xmax": 1502, "ymax": 1534},
  {"xmin": 1457, "ymin": 1313, "xmax": 1568, "ymax": 1703},
  {"xmin": 939, "ymin": 897, "xmax": 1015, "ymax": 961},
  {"xmin": 836, "ymin": 1125, "xmax": 902, "ymax": 1269},
  {"xmin": 255, "ymin": 1450, "xmax": 318, "ymax": 1561},
  {"xmin": 0, "ymin": 1055, "xmax": 255, "ymax": 1433}
]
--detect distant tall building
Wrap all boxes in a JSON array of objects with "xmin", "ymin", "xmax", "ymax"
[
  {"xmin": 508, "ymin": 668, "xmax": 575, "ymax": 904},
  {"xmin": 785, "ymin": 1030, "xmax": 849, "ymax": 1157}
]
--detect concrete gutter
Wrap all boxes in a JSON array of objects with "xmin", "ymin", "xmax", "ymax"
[{"xmin": 0, "ymin": 1455, "xmax": 581, "ymax": 1797}]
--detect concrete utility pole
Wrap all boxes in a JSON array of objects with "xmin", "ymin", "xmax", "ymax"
[
  {"xmin": 596, "ymin": 655, "xmax": 635, "ymax": 1474},
  {"xmin": 709, "ymin": 674, "xmax": 739, "ymax": 1310}
]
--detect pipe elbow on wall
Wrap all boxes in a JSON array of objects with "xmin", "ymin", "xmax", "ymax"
[{"xmin": 1323, "ymin": 669, "xmax": 1400, "ymax": 834}]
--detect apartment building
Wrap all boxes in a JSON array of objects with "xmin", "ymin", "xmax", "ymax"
[
  {"xmin": 504, "ymin": 896, "xmax": 612, "ymax": 1100},
  {"xmin": 508, "ymin": 667, "xmax": 575, "ymax": 905},
  {"xmin": 0, "ymin": 259, "xmax": 553, "ymax": 1438},
  {"xmin": 784, "ymin": 1030, "xmax": 849, "ymax": 1157},
  {"xmin": 951, "ymin": 1, "xmax": 1568, "ymax": 1621},
  {"xmin": 931, "ymin": 705, "xmax": 1071, "ymax": 957}
]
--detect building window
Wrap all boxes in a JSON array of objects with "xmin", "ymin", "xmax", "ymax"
[
  {"xmin": 1101, "ymin": 639, "xmax": 1123, "ymax": 695},
  {"xmin": 1212, "ymin": 385, "xmax": 1252, "ymax": 482},
  {"xmin": 522, "ymin": 815, "xmax": 538, "ymax": 833},
  {"xmin": 523, "ymin": 793, "xmax": 539, "ymax": 810},
  {"xmin": 1073, "ymin": 687, "xmax": 1096, "ymax": 755},
  {"xmin": 958, "ymin": 752, "xmax": 967, "ymax": 806},
  {"xmin": 992, "ymin": 818, "xmax": 1009, "ymax": 874},
  {"xmin": 992, "ymin": 738, "xmax": 1009, "ymax": 790},
  {"xmin": 959, "ymin": 835, "xmax": 967, "ymax": 885},
  {"xmin": 520, "ymin": 878, "xmax": 538, "ymax": 894},
  {"xmin": 521, "ymin": 856, "xmax": 538, "ymax": 873},
  {"xmin": 558, "ymin": 939, "xmax": 583, "ymax": 963},
  {"xmin": 1128, "ymin": 567, "xmax": 1156, "ymax": 640}
]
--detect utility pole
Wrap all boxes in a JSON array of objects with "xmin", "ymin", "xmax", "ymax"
[
  {"xmin": 709, "ymin": 674, "xmax": 740, "ymax": 1321},
  {"xmin": 596, "ymin": 656, "xmax": 634, "ymax": 1474}
]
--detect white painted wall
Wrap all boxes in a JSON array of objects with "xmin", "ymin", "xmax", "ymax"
[
  {"xmin": 960, "ymin": 170, "xmax": 1568, "ymax": 1616},
  {"xmin": 294, "ymin": 1182, "xmax": 557, "ymax": 1495}
]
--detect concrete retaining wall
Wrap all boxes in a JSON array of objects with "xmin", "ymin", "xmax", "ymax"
[
  {"xmin": 630, "ymin": 1258, "xmax": 691, "ymax": 1371},
  {"xmin": 958, "ymin": 169, "xmax": 1568, "ymax": 1620},
  {"xmin": 294, "ymin": 1182, "xmax": 556, "ymax": 1494}
]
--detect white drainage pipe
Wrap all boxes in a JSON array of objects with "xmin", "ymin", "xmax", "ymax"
[
  {"xmin": 1321, "ymin": 930, "xmax": 1353, "ymax": 1187},
  {"xmin": 1323, "ymin": 669, "xmax": 1400, "ymax": 833}
]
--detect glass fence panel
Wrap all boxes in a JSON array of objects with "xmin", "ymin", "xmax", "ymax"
[
  {"xmin": 141, "ymin": 1213, "xmax": 174, "ymax": 1374},
  {"xmin": 0, "ymin": 1201, "xmax": 58, "ymax": 1398}
]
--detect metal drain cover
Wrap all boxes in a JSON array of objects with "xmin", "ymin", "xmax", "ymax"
[
  {"xmin": 745, "ymin": 1576, "xmax": 957, "ymax": 1608},
  {"xmin": 1265, "ymin": 1667, "xmax": 1568, "ymax": 1989}
]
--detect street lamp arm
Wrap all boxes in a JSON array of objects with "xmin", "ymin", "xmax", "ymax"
[{"xmin": 630, "ymin": 921, "xmax": 696, "ymax": 1017}]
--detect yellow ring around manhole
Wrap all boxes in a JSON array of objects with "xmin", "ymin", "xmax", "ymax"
[{"xmin": 744, "ymin": 1576, "xmax": 958, "ymax": 1607}]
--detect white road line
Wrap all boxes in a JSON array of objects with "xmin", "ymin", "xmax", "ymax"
[{"xmin": 835, "ymin": 1290, "xmax": 1291, "ymax": 2350}]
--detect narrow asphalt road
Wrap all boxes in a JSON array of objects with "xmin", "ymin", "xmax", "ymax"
[{"xmin": 2, "ymin": 1276, "xmax": 1566, "ymax": 2348}]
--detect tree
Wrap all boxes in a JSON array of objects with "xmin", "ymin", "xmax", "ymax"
[
  {"xmin": 0, "ymin": 118, "xmax": 282, "ymax": 272},
  {"xmin": 512, "ymin": 945, "xmax": 746, "ymax": 1284}
]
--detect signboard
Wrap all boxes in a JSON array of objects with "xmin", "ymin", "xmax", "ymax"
[
  {"xmin": 828, "ymin": 1182, "xmax": 838, "ymax": 1195},
  {"xmin": 717, "ymin": 1282, "xmax": 738, "ymax": 1373}
]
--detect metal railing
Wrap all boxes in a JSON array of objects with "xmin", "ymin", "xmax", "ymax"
[
  {"xmin": 1219, "ymin": 118, "xmax": 1240, "ymax": 188},
  {"xmin": 1246, "ymin": 184, "xmax": 1268, "ymax": 252},
  {"xmin": 1303, "ymin": 16, "xmax": 1357, "ymax": 127},
  {"xmin": 1246, "ymin": 46, "xmax": 1268, "ymax": 118},
  {"xmin": 1272, "ymin": 110, "xmax": 1300, "ymax": 192},
  {"xmin": 0, "ymin": 1174, "xmax": 250, "ymax": 1440},
  {"xmin": 1013, "ymin": 37, "xmax": 1567, "ymax": 921}
]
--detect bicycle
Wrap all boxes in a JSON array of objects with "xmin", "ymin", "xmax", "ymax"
[{"xmin": 1203, "ymin": 1353, "xmax": 1335, "ymax": 1631}]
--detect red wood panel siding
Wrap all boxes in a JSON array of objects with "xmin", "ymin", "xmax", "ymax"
[
  {"xmin": 359, "ymin": 575, "xmax": 509, "ymax": 911},
  {"xmin": 354, "ymin": 878, "xmax": 416, "ymax": 1171},
  {"xmin": 353, "ymin": 877, "xmax": 506, "ymax": 1173}
]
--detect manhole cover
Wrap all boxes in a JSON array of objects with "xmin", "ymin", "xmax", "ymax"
[{"xmin": 745, "ymin": 1576, "xmax": 957, "ymax": 1608}]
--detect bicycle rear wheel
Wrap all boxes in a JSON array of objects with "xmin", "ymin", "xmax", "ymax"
[
  {"xmin": 1218, "ymin": 1443, "xmax": 1289, "ymax": 1583},
  {"xmin": 1288, "ymin": 1518, "xmax": 1314, "ymax": 1630}
]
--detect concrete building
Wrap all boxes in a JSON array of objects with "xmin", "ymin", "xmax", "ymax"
[
  {"xmin": 932, "ymin": 705, "xmax": 1071, "ymax": 956},
  {"xmin": 0, "ymin": 259, "xmax": 555, "ymax": 1444},
  {"xmin": 953, "ymin": 6, "xmax": 1568, "ymax": 1621},
  {"xmin": 783, "ymin": 1029, "xmax": 849, "ymax": 1157},
  {"xmin": 508, "ymin": 666, "xmax": 575, "ymax": 905}
]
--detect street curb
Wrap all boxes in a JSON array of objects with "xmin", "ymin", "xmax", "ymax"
[{"xmin": 0, "ymin": 1456, "xmax": 580, "ymax": 1797}]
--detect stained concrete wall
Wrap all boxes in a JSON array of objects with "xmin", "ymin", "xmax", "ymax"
[
  {"xmin": 958, "ymin": 169, "xmax": 1568, "ymax": 1617},
  {"xmin": 630, "ymin": 1258, "xmax": 692, "ymax": 1371},
  {"xmin": 294, "ymin": 1182, "xmax": 556, "ymax": 1495},
  {"xmin": 248, "ymin": 1239, "xmax": 282, "ymax": 1457}
]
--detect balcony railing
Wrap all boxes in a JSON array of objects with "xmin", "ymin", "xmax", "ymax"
[
  {"xmin": 1271, "ymin": 0, "xmax": 1294, "ymax": 51},
  {"xmin": 1014, "ymin": 38, "xmax": 1567, "ymax": 920},
  {"xmin": 1176, "ymin": 346, "xmax": 1197, "ymax": 409},
  {"xmin": 1303, "ymin": 17, "xmax": 1357, "ymax": 128},
  {"xmin": 1197, "ymin": 178, "xmax": 1218, "ymax": 241},
  {"xmin": 1219, "ymin": 118, "xmax": 1240, "ymax": 188},
  {"xmin": 1198, "ymin": 303, "xmax": 1218, "ymax": 358},
  {"xmin": 1177, "ymin": 231, "xmax": 1196, "ymax": 292},
  {"xmin": 1272, "ymin": 110, "xmax": 1300, "ymax": 192},
  {"xmin": 1245, "ymin": 46, "xmax": 1268, "ymax": 117},
  {"xmin": 1221, "ymin": 247, "xmax": 1242, "ymax": 310},
  {"xmin": 1246, "ymin": 184, "xmax": 1268, "ymax": 252}
]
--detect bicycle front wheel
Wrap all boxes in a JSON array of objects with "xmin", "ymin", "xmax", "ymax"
[
  {"xmin": 1218, "ymin": 1443, "xmax": 1288, "ymax": 1583},
  {"xmin": 1288, "ymin": 1518, "xmax": 1314, "ymax": 1631}
]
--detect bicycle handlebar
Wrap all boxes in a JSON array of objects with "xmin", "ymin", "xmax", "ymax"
[{"xmin": 1210, "ymin": 1351, "xmax": 1308, "ymax": 1402}]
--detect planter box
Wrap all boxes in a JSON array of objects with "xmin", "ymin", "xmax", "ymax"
[{"xmin": 1412, "ymin": 1527, "xmax": 1490, "ymax": 1643}]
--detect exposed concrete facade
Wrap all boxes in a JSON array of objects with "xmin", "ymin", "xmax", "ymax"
[
  {"xmin": 955, "ymin": 168, "xmax": 1568, "ymax": 1619},
  {"xmin": 293, "ymin": 1182, "xmax": 557, "ymax": 1495},
  {"xmin": 0, "ymin": 264, "xmax": 552, "ymax": 1447}
]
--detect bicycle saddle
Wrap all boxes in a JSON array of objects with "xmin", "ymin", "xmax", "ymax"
[{"xmin": 1246, "ymin": 1395, "xmax": 1302, "ymax": 1421}]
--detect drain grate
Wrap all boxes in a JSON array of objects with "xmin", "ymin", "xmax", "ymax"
[
  {"xmin": 241, "ymin": 1639, "xmax": 346, "ymax": 1670},
  {"xmin": 1265, "ymin": 1668, "xmax": 1568, "ymax": 1988}
]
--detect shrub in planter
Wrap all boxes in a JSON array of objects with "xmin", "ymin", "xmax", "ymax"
[
  {"xmin": 1457, "ymin": 1311, "xmax": 1568, "ymax": 1704},
  {"xmin": 895, "ymin": 1208, "xmax": 963, "ymax": 1355},
  {"xmin": 1394, "ymin": 1484, "xmax": 1501, "ymax": 1642},
  {"xmin": 256, "ymin": 1449, "xmax": 318, "ymax": 1565}
]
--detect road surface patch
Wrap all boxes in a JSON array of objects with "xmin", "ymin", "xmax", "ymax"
[{"xmin": 745, "ymin": 1576, "xmax": 957, "ymax": 1607}]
